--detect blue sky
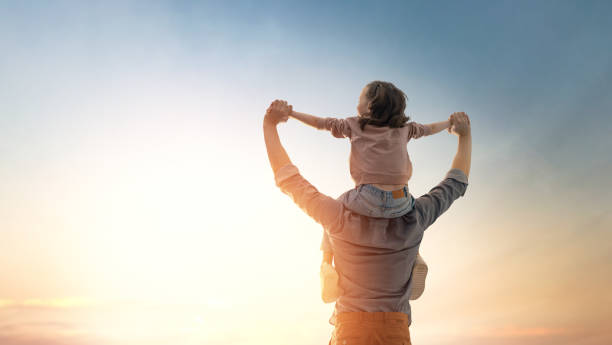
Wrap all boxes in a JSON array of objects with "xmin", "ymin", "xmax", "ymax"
[{"xmin": 1, "ymin": 1, "xmax": 611, "ymax": 344}]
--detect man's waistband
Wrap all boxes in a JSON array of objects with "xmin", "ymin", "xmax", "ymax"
[{"xmin": 336, "ymin": 311, "xmax": 409, "ymax": 323}]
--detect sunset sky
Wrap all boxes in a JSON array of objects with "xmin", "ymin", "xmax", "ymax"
[{"xmin": 1, "ymin": 1, "xmax": 611, "ymax": 344}]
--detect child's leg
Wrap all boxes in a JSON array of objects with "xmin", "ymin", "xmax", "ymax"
[
  {"xmin": 410, "ymin": 251, "xmax": 428, "ymax": 300},
  {"xmin": 320, "ymin": 231, "xmax": 341, "ymax": 303},
  {"xmin": 323, "ymin": 251, "xmax": 333, "ymax": 265},
  {"xmin": 320, "ymin": 258, "xmax": 342, "ymax": 303},
  {"xmin": 321, "ymin": 231, "xmax": 334, "ymax": 264},
  {"xmin": 321, "ymin": 231, "xmax": 332, "ymax": 256}
]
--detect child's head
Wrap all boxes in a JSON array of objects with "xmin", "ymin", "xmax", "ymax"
[{"xmin": 357, "ymin": 81, "xmax": 410, "ymax": 130}]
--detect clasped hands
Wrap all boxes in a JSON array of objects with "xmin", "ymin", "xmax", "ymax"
[
  {"xmin": 264, "ymin": 99, "xmax": 292, "ymax": 126},
  {"xmin": 448, "ymin": 112, "xmax": 471, "ymax": 137}
]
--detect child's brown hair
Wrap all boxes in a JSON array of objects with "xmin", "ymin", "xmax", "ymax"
[{"xmin": 359, "ymin": 80, "xmax": 410, "ymax": 130}]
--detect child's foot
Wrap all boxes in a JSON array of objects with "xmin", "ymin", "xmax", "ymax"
[
  {"xmin": 320, "ymin": 262, "xmax": 343, "ymax": 303},
  {"xmin": 410, "ymin": 253, "xmax": 428, "ymax": 300}
]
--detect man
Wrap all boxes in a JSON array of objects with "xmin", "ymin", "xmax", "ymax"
[{"xmin": 263, "ymin": 99, "xmax": 472, "ymax": 345}]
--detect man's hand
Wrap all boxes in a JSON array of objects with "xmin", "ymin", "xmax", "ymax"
[
  {"xmin": 264, "ymin": 99, "xmax": 292, "ymax": 126},
  {"xmin": 449, "ymin": 112, "xmax": 471, "ymax": 137}
]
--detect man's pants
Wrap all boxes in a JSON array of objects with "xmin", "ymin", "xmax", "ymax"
[{"xmin": 328, "ymin": 312, "xmax": 411, "ymax": 345}]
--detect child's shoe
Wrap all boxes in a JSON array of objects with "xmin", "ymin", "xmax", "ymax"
[
  {"xmin": 320, "ymin": 262, "xmax": 344, "ymax": 303},
  {"xmin": 409, "ymin": 253, "xmax": 428, "ymax": 300}
]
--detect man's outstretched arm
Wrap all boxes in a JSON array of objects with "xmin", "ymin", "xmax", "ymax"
[
  {"xmin": 415, "ymin": 112, "xmax": 471, "ymax": 230},
  {"xmin": 264, "ymin": 100, "xmax": 292, "ymax": 173},
  {"xmin": 263, "ymin": 100, "xmax": 343, "ymax": 230},
  {"xmin": 449, "ymin": 112, "xmax": 472, "ymax": 178}
]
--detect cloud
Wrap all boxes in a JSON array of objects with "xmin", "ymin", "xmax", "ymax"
[
  {"xmin": 477, "ymin": 325, "xmax": 576, "ymax": 338},
  {"xmin": 0, "ymin": 298, "xmax": 98, "ymax": 309},
  {"xmin": 423, "ymin": 325, "xmax": 612, "ymax": 345},
  {"xmin": 0, "ymin": 321, "xmax": 102, "ymax": 345}
]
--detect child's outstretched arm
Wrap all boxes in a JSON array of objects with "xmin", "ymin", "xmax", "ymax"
[
  {"xmin": 292, "ymin": 111, "xmax": 352, "ymax": 139},
  {"xmin": 290, "ymin": 111, "xmax": 325, "ymax": 129},
  {"xmin": 408, "ymin": 120, "xmax": 450, "ymax": 140},
  {"xmin": 424, "ymin": 120, "xmax": 451, "ymax": 135}
]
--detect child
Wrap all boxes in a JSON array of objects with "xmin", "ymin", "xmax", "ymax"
[{"xmin": 288, "ymin": 81, "xmax": 451, "ymax": 303}]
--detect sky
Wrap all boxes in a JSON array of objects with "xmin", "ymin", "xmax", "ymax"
[{"xmin": 1, "ymin": 0, "xmax": 611, "ymax": 344}]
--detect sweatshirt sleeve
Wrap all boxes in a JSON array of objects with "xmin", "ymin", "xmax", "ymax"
[
  {"xmin": 414, "ymin": 169, "xmax": 469, "ymax": 231},
  {"xmin": 406, "ymin": 121, "xmax": 430, "ymax": 139},
  {"xmin": 316, "ymin": 117, "xmax": 352, "ymax": 139},
  {"xmin": 274, "ymin": 164, "xmax": 344, "ymax": 232}
]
